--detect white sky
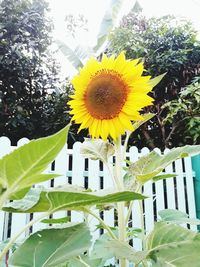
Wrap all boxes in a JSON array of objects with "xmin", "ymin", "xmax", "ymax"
[{"xmin": 47, "ymin": 0, "xmax": 200, "ymax": 78}]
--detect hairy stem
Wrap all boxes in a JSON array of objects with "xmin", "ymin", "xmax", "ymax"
[
  {"xmin": 122, "ymin": 131, "xmax": 131, "ymax": 159},
  {"xmin": 86, "ymin": 208, "xmax": 117, "ymax": 240},
  {"xmin": 104, "ymin": 162, "xmax": 119, "ymax": 189},
  {"xmin": 139, "ymin": 199, "xmax": 146, "ymax": 250},
  {"xmin": 125, "ymin": 184, "xmax": 142, "ymax": 226}
]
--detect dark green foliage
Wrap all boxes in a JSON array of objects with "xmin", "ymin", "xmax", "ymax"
[
  {"xmin": 163, "ymin": 77, "xmax": 200, "ymax": 146},
  {"xmin": 0, "ymin": 0, "xmax": 70, "ymax": 144},
  {"xmin": 108, "ymin": 11, "xmax": 200, "ymax": 149}
]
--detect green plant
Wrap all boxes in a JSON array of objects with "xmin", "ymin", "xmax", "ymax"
[
  {"xmin": 163, "ymin": 77, "xmax": 200, "ymax": 145},
  {"xmin": 0, "ymin": 0, "xmax": 71, "ymax": 144},
  {"xmin": 1, "ymin": 50, "xmax": 200, "ymax": 266},
  {"xmin": 107, "ymin": 11, "xmax": 200, "ymax": 149},
  {"xmin": 0, "ymin": 119, "xmax": 200, "ymax": 266}
]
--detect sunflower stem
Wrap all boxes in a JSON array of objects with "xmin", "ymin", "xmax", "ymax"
[
  {"xmin": 104, "ymin": 162, "xmax": 119, "ymax": 189},
  {"xmin": 125, "ymin": 184, "xmax": 142, "ymax": 226},
  {"xmin": 115, "ymin": 137, "xmax": 128, "ymax": 267},
  {"xmin": 123, "ymin": 131, "xmax": 131, "ymax": 159},
  {"xmin": 139, "ymin": 197, "xmax": 146, "ymax": 250}
]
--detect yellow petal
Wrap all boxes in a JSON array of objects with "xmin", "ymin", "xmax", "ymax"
[{"xmin": 118, "ymin": 113, "xmax": 134, "ymax": 131}]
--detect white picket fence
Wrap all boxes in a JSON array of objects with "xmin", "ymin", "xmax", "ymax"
[{"xmin": 0, "ymin": 137, "xmax": 197, "ymax": 251}]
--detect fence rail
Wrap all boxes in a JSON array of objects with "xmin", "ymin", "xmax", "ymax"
[{"xmin": 0, "ymin": 137, "xmax": 197, "ymax": 251}]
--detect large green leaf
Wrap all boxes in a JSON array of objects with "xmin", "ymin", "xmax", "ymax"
[
  {"xmin": 3, "ymin": 187, "xmax": 146, "ymax": 213},
  {"xmin": 55, "ymin": 40, "xmax": 90, "ymax": 69},
  {"xmin": 9, "ymin": 223, "xmax": 91, "ymax": 267},
  {"xmin": 158, "ymin": 209, "xmax": 200, "ymax": 225},
  {"xmin": 106, "ymin": 240, "xmax": 147, "ymax": 264},
  {"xmin": 80, "ymin": 139, "xmax": 114, "ymax": 162},
  {"xmin": 128, "ymin": 145, "xmax": 200, "ymax": 184},
  {"xmin": 91, "ymin": 233, "xmax": 114, "ymax": 261},
  {"xmin": 148, "ymin": 221, "xmax": 197, "ymax": 249},
  {"xmin": 0, "ymin": 125, "xmax": 69, "ymax": 200},
  {"xmin": 93, "ymin": 0, "xmax": 124, "ymax": 53},
  {"xmin": 91, "ymin": 233, "xmax": 147, "ymax": 264},
  {"xmin": 148, "ymin": 222, "xmax": 200, "ymax": 267}
]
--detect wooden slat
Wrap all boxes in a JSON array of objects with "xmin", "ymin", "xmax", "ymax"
[
  {"xmin": 103, "ymin": 158, "xmax": 115, "ymax": 229},
  {"xmin": 154, "ymin": 148, "xmax": 165, "ymax": 218},
  {"xmin": 164, "ymin": 149, "xmax": 176, "ymax": 210},
  {"xmin": 52, "ymin": 144, "xmax": 68, "ymax": 220},
  {"xmin": 31, "ymin": 141, "xmax": 52, "ymax": 233},
  {"xmin": 129, "ymin": 146, "xmax": 142, "ymax": 250},
  {"xmin": 142, "ymin": 148, "xmax": 154, "ymax": 234},
  {"xmin": 184, "ymin": 157, "xmax": 197, "ymax": 231},
  {"xmin": 88, "ymin": 159, "xmax": 100, "ymax": 241},
  {"xmin": 71, "ymin": 142, "xmax": 85, "ymax": 223},
  {"xmin": 175, "ymin": 159, "xmax": 186, "ymax": 212}
]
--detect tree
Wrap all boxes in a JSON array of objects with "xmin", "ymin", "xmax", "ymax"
[
  {"xmin": 0, "ymin": 0, "xmax": 70, "ymax": 144},
  {"xmin": 107, "ymin": 10, "xmax": 200, "ymax": 149}
]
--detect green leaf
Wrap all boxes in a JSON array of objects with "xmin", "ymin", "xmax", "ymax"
[
  {"xmin": 91, "ymin": 234, "xmax": 147, "ymax": 264},
  {"xmin": 106, "ymin": 240, "xmax": 148, "ymax": 264},
  {"xmin": 55, "ymin": 40, "xmax": 84, "ymax": 69},
  {"xmin": 80, "ymin": 139, "xmax": 114, "ymax": 162},
  {"xmin": 158, "ymin": 209, "xmax": 200, "ymax": 225},
  {"xmin": 150, "ymin": 243, "xmax": 200, "ymax": 267},
  {"xmin": 9, "ymin": 174, "xmax": 60, "ymax": 200},
  {"xmin": 91, "ymin": 233, "xmax": 115, "ymax": 260},
  {"xmin": 9, "ymin": 223, "xmax": 92, "ymax": 267},
  {"xmin": 148, "ymin": 222, "xmax": 197, "ymax": 249},
  {"xmin": 93, "ymin": 0, "xmax": 124, "ymax": 53},
  {"xmin": 127, "ymin": 227, "xmax": 142, "ymax": 238},
  {"xmin": 4, "ymin": 188, "xmax": 42, "ymax": 211},
  {"xmin": 41, "ymin": 216, "xmax": 70, "ymax": 224},
  {"xmin": 148, "ymin": 73, "xmax": 166, "ymax": 88},
  {"xmin": 132, "ymin": 113, "xmax": 155, "ymax": 132},
  {"xmin": 3, "ymin": 187, "xmax": 146, "ymax": 213},
  {"xmin": 152, "ymin": 174, "xmax": 176, "ymax": 182},
  {"xmin": 128, "ymin": 145, "xmax": 200, "ymax": 184},
  {"xmin": 0, "ymin": 125, "xmax": 69, "ymax": 198},
  {"xmin": 148, "ymin": 222, "xmax": 200, "ymax": 267}
]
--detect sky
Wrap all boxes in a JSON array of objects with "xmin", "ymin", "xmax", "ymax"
[{"xmin": 47, "ymin": 0, "xmax": 200, "ymax": 78}]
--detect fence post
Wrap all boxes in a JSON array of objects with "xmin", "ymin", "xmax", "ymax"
[{"xmin": 192, "ymin": 154, "xmax": 200, "ymax": 229}]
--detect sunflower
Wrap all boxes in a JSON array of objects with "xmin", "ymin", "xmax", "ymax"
[{"xmin": 68, "ymin": 52, "xmax": 154, "ymax": 140}]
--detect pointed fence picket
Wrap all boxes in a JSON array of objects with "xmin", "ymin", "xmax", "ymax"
[
  {"xmin": 0, "ymin": 138, "xmax": 198, "ymax": 251},
  {"xmin": 154, "ymin": 148, "xmax": 165, "ymax": 217},
  {"xmin": 70, "ymin": 142, "xmax": 85, "ymax": 223}
]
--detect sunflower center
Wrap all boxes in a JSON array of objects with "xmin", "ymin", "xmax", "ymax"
[{"xmin": 84, "ymin": 71, "xmax": 128, "ymax": 120}]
